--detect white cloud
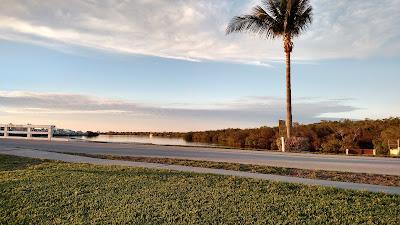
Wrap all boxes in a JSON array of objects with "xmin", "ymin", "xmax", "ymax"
[
  {"xmin": 0, "ymin": 91, "xmax": 357, "ymax": 131},
  {"xmin": 0, "ymin": 0, "xmax": 399, "ymax": 64}
]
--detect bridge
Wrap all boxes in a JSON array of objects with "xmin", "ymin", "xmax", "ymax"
[{"xmin": 0, "ymin": 124, "xmax": 55, "ymax": 140}]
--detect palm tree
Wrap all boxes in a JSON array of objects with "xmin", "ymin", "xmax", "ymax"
[{"xmin": 226, "ymin": 0, "xmax": 312, "ymax": 138}]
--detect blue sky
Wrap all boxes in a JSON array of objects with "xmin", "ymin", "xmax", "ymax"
[{"xmin": 0, "ymin": 0, "xmax": 399, "ymax": 131}]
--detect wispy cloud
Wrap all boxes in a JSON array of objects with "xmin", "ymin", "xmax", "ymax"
[
  {"xmin": 1, "ymin": 0, "xmax": 399, "ymax": 64},
  {"xmin": 0, "ymin": 91, "xmax": 357, "ymax": 131}
]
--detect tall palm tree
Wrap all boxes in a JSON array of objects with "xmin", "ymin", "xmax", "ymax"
[{"xmin": 226, "ymin": 0, "xmax": 312, "ymax": 138}]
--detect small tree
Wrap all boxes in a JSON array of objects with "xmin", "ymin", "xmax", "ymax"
[
  {"xmin": 321, "ymin": 138, "xmax": 342, "ymax": 154},
  {"xmin": 374, "ymin": 126, "xmax": 400, "ymax": 155},
  {"xmin": 381, "ymin": 126, "xmax": 400, "ymax": 143}
]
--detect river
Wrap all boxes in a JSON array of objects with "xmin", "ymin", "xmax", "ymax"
[{"xmin": 78, "ymin": 134, "xmax": 215, "ymax": 147}]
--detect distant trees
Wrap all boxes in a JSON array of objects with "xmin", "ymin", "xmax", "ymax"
[
  {"xmin": 245, "ymin": 127, "xmax": 275, "ymax": 149},
  {"xmin": 102, "ymin": 118, "xmax": 400, "ymax": 155},
  {"xmin": 104, "ymin": 131, "xmax": 186, "ymax": 138},
  {"xmin": 182, "ymin": 127, "xmax": 278, "ymax": 149},
  {"xmin": 182, "ymin": 118, "xmax": 400, "ymax": 155},
  {"xmin": 86, "ymin": 131, "xmax": 99, "ymax": 137}
]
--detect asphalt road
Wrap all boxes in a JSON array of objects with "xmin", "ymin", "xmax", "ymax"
[{"xmin": 0, "ymin": 138, "xmax": 399, "ymax": 176}]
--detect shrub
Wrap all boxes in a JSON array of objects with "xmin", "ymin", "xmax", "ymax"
[
  {"xmin": 373, "ymin": 139, "xmax": 389, "ymax": 155},
  {"xmin": 321, "ymin": 139, "xmax": 342, "ymax": 154},
  {"xmin": 381, "ymin": 126, "xmax": 400, "ymax": 141},
  {"xmin": 183, "ymin": 132, "xmax": 193, "ymax": 142},
  {"xmin": 277, "ymin": 137, "xmax": 311, "ymax": 152},
  {"xmin": 270, "ymin": 139, "xmax": 279, "ymax": 150}
]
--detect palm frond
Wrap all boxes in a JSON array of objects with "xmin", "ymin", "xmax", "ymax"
[
  {"xmin": 226, "ymin": 0, "xmax": 312, "ymax": 39},
  {"xmin": 252, "ymin": 5, "xmax": 276, "ymax": 26},
  {"xmin": 263, "ymin": 0, "xmax": 283, "ymax": 19},
  {"xmin": 285, "ymin": 0, "xmax": 313, "ymax": 37},
  {"xmin": 226, "ymin": 15, "xmax": 274, "ymax": 38},
  {"xmin": 291, "ymin": 6, "xmax": 312, "ymax": 36},
  {"xmin": 297, "ymin": 0, "xmax": 311, "ymax": 14},
  {"xmin": 226, "ymin": 4, "xmax": 280, "ymax": 38}
]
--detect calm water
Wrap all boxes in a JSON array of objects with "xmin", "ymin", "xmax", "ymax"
[{"xmin": 79, "ymin": 135, "xmax": 214, "ymax": 147}]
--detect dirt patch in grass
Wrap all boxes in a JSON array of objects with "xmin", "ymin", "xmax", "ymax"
[{"xmin": 67, "ymin": 152, "xmax": 400, "ymax": 187}]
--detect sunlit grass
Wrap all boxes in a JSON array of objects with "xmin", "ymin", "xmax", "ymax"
[
  {"xmin": 66, "ymin": 152, "xmax": 400, "ymax": 187},
  {"xmin": 1, "ymin": 154, "xmax": 399, "ymax": 224}
]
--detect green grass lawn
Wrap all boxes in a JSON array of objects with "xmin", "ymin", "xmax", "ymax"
[{"xmin": 1, "ymin": 154, "xmax": 399, "ymax": 224}]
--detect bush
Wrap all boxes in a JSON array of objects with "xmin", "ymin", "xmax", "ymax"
[
  {"xmin": 183, "ymin": 132, "xmax": 193, "ymax": 142},
  {"xmin": 277, "ymin": 137, "xmax": 311, "ymax": 152},
  {"xmin": 321, "ymin": 139, "xmax": 342, "ymax": 154},
  {"xmin": 381, "ymin": 126, "xmax": 400, "ymax": 141},
  {"xmin": 270, "ymin": 139, "xmax": 279, "ymax": 150},
  {"xmin": 373, "ymin": 139, "xmax": 389, "ymax": 155}
]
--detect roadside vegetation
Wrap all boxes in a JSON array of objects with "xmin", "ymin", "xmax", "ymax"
[
  {"xmin": 65, "ymin": 152, "xmax": 400, "ymax": 187},
  {"xmin": 183, "ymin": 118, "xmax": 400, "ymax": 154},
  {"xmin": 1, "ymin": 154, "xmax": 399, "ymax": 224},
  {"xmin": 103, "ymin": 118, "xmax": 400, "ymax": 155}
]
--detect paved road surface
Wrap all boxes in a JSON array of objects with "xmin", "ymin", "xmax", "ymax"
[
  {"xmin": 1, "ymin": 148, "xmax": 399, "ymax": 194},
  {"xmin": 0, "ymin": 139, "xmax": 399, "ymax": 176}
]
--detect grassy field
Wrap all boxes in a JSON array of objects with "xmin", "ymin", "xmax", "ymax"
[
  {"xmin": 1, "ymin": 154, "xmax": 399, "ymax": 224},
  {"xmin": 66, "ymin": 152, "xmax": 400, "ymax": 187}
]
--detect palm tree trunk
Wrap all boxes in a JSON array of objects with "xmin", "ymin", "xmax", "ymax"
[{"xmin": 285, "ymin": 50, "xmax": 292, "ymax": 138}]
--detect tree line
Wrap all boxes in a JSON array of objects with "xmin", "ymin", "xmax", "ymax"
[
  {"xmin": 183, "ymin": 118, "xmax": 400, "ymax": 155},
  {"xmin": 103, "ymin": 131, "xmax": 186, "ymax": 138},
  {"xmin": 102, "ymin": 118, "xmax": 400, "ymax": 155}
]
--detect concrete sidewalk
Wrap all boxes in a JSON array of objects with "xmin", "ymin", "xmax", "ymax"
[{"xmin": 1, "ymin": 148, "xmax": 400, "ymax": 195}]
